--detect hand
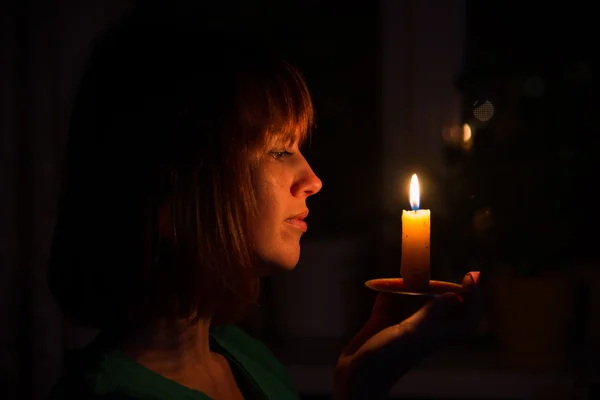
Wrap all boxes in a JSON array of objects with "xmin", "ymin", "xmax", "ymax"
[{"xmin": 334, "ymin": 272, "xmax": 482, "ymax": 400}]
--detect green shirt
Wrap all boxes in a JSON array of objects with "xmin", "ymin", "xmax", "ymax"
[{"xmin": 47, "ymin": 325, "xmax": 300, "ymax": 400}]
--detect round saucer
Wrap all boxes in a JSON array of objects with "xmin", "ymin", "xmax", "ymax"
[{"xmin": 365, "ymin": 278, "xmax": 463, "ymax": 296}]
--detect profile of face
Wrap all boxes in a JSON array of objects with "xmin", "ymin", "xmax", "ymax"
[{"xmin": 252, "ymin": 139, "xmax": 322, "ymax": 275}]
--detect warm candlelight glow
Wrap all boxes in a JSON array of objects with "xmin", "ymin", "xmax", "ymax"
[
  {"xmin": 401, "ymin": 173, "xmax": 430, "ymax": 291},
  {"xmin": 409, "ymin": 174, "xmax": 420, "ymax": 210}
]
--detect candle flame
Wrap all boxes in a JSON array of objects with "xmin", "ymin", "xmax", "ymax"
[{"xmin": 409, "ymin": 174, "xmax": 420, "ymax": 210}]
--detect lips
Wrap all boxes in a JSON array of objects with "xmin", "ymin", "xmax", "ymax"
[
  {"xmin": 284, "ymin": 210, "xmax": 309, "ymax": 232},
  {"xmin": 288, "ymin": 210, "xmax": 309, "ymax": 221}
]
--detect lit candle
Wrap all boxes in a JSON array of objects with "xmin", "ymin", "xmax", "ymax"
[{"xmin": 401, "ymin": 174, "xmax": 431, "ymax": 291}]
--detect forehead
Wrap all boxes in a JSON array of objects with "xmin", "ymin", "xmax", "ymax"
[{"xmin": 267, "ymin": 125, "xmax": 307, "ymax": 148}]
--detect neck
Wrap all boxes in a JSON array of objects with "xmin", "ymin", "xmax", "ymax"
[{"xmin": 120, "ymin": 317, "xmax": 217, "ymax": 382}]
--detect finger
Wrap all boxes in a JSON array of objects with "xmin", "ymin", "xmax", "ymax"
[
  {"xmin": 407, "ymin": 292, "xmax": 462, "ymax": 327},
  {"xmin": 371, "ymin": 292, "xmax": 430, "ymax": 323},
  {"xmin": 460, "ymin": 271, "xmax": 484, "ymax": 330},
  {"xmin": 424, "ymin": 292, "xmax": 463, "ymax": 316},
  {"xmin": 392, "ymin": 292, "xmax": 463, "ymax": 344},
  {"xmin": 461, "ymin": 271, "xmax": 480, "ymax": 293},
  {"xmin": 460, "ymin": 271, "xmax": 481, "ymax": 305},
  {"xmin": 342, "ymin": 293, "xmax": 432, "ymax": 356}
]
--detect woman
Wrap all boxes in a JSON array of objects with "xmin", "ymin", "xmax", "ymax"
[{"xmin": 47, "ymin": 5, "xmax": 481, "ymax": 400}]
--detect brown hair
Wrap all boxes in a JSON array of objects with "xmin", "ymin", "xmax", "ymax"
[{"xmin": 48, "ymin": 9, "xmax": 313, "ymax": 331}]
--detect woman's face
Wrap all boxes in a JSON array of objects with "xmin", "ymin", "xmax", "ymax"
[{"xmin": 252, "ymin": 139, "xmax": 322, "ymax": 275}]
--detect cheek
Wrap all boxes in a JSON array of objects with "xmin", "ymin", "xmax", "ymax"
[
  {"xmin": 254, "ymin": 182, "xmax": 276, "ymax": 220},
  {"xmin": 251, "ymin": 163, "xmax": 291, "ymax": 247},
  {"xmin": 254, "ymin": 171, "xmax": 286, "ymax": 213},
  {"xmin": 252, "ymin": 181, "xmax": 279, "ymax": 242}
]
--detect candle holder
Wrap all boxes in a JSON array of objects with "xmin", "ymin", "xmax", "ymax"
[{"xmin": 364, "ymin": 278, "xmax": 463, "ymax": 296}]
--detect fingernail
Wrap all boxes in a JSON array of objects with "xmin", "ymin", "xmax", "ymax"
[
  {"xmin": 467, "ymin": 273, "xmax": 475, "ymax": 284},
  {"xmin": 467, "ymin": 272, "xmax": 480, "ymax": 285}
]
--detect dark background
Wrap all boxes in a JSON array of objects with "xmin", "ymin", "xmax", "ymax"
[{"xmin": 1, "ymin": 1, "xmax": 598, "ymax": 399}]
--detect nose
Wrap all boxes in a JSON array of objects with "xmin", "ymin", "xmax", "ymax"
[{"xmin": 291, "ymin": 157, "xmax": 322, "ymax": 198}]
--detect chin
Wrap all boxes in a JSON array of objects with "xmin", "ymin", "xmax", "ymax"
[{"xmin": 254, "ymin": 252, "xmax": 300, "ymax": 277}]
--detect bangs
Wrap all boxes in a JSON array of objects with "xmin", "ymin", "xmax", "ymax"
[
  {"xmin": 239, "ymin": 60, "xmax": 314, "ymax": 153},
  {"xmin": 267, "ymin": 63, "xmax": 314, "ymax": 147}
]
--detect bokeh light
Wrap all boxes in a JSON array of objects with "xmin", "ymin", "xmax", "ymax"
[{"xmin": 473, "ymin": 100, "xmax": 494, "ymax": 122}]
